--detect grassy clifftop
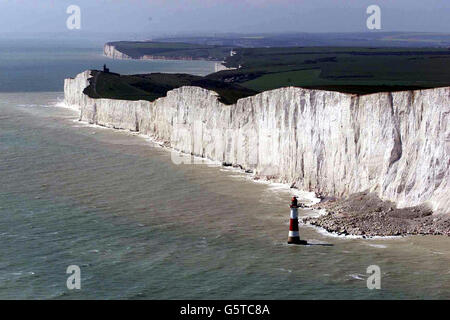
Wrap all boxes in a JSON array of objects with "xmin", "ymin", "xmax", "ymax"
[
  {"xmin": 215, "ymin": 47, "xmax": 450, "ymax": 94},
  {"xmin": 99, "ymin": 42, "xmax": 450, "ymax": 101},
  {"xmin": 83, "ymin": 71, "xmax": 258, "ymax": 105}
]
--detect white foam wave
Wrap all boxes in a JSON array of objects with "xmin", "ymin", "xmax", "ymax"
[
  {"xmin": 365, "ymin": 243, "xmax": 388, "ymax": 248},
  {"xmin": 303, "ymin": 222, "xmax": 401, "ymax": 240},
  {"xmin": 348, "ymin": 274, "xmax": 365, "ymax": 281}
]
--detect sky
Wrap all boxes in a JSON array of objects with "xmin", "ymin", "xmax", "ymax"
[{"xmin": 0, "ymin": 0, "xmax": 449, "ymax": 36}]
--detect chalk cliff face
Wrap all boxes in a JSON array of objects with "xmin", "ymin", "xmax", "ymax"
[
  {"xmin": 104, "ymin": 43, "xmax": 213, "ymax": 61},
  {"xmin": 103, "ymin": 44, "xmax": 133, "ymax": 59},
  {"xmin": 65, "ymin": 71, "xmax": 450, "ymax": 215}
]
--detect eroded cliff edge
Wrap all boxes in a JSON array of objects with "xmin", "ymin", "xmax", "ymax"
[
  {"xmin": 65, "ymin": 70, "xmax": 450, "ymax": 234},
  {"xmin": 104, "ymin": 43, "xmax": 133, "ymax": 59},
  {"xmin": 104, "ymin": 43, "xmax": 219, "ymax": 61}
]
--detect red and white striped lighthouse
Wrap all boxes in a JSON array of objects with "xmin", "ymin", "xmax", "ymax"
[{"xmin": 288, "ymin": 196, "xmax": 307, "ymax": 245}]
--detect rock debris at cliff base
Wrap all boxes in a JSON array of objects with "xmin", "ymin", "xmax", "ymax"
[{"xmin": 303, "ymin": 192, "xmax": 450, "ymax": 237}]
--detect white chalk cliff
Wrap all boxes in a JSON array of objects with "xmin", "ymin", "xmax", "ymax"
[
  {"xmin": 65, "ymin": 70, "xmax": 450, "ymax": 215},
  {"xmin": 104, "ymin": 43, "xmax": 212, "ymax": 61},
  {"xmin": 103, "ymin": 43, "xmax": 133, "ymax": 59}
]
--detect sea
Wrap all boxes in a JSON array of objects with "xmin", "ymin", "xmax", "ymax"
[{"xmin": 0, "ymin": 37, "xmax": 449, "ymax": 299}]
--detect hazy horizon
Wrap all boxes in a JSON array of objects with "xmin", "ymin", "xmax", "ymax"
[{"xmin": 0, "ymin": 0, "xmax": 449, "ymax": 37}]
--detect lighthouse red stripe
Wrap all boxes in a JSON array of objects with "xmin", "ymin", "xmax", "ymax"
[{"xmin": 289, "ymin": 218, "xmax": 299, "ymax": 231}]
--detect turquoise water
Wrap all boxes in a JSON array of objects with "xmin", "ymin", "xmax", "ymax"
[{"xmin": 0, "ymin": 41, "xmax": 450, "ymax": 299}]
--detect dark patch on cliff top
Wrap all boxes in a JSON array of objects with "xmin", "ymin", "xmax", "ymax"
[{"xmin": 83, "ymin": 70, "xmax": 258, "ymax": 105}]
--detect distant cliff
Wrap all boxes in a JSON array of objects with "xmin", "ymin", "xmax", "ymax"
[
  {"xmin": 104, "ymin": 42, "xmax": 227, "ymax": 61},
  {"xmin": 103, "ymin": 43, "xmax": 133, "ymax": 60},
  {"xmin": 65, "ymin": 70, "xmax": 450, "ymax": 216}
]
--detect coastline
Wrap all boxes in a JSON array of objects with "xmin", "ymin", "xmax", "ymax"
[
  {"xmin": 62, "ymin": 105, "xmax": 437, "ymax": 239},
  {"xmin": 103, "ymin": 43, "xmax": 223, "ymax": 62},
  {"xmin": 4, "ymin": 92, "xmax": 450, "ymax": 300},
  {"xmin": 67, "ymin": 112, "xmax": 321, "ymax": 205},
  {"xmin": 62, "ymin": 109, "xmax": 350, "ymax": 240},
  {"xmin": 64, "ymin": 70, "xmax": 450, "ymax": 237},
  {"xmin": 102, "ymin": 43, "xmax": 236, "ymax": 74}
]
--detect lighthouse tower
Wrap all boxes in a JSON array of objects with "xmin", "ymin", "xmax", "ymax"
[{"xmin": 288, "ymin": 197, "xmax": 307, "ymax": 245}]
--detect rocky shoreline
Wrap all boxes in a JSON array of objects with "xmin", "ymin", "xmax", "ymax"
[{"xmin": 302, "ymin": 192, "xmax": 450, "ymax": 237}]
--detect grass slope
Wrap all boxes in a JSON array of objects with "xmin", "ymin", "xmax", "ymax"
[{"xmin": 84, "ymin": 71, "xmax": 258, "ymax": 105}]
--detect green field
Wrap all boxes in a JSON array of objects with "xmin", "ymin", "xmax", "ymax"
[
  {"xmin": 96, "ymin": 42, "xmax": 450, "ymax": 102},
  {"xmin": 215, "ymin": 47, "xmax": 450, "ymax": 94}
]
